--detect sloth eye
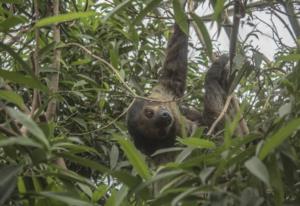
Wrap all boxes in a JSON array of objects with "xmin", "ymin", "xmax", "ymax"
[{"xmin": 144, "ymin": 108, "xmax": 154, "ymax": 119}]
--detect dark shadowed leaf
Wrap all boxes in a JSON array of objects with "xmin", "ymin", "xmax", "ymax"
[{"xmin": 0, "ymin": 165, "xmax": 22, "ymax": 206}]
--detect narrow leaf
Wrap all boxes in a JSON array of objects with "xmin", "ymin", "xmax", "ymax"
[
  {"xmin": 245, "ymin": 156, "xmax": 270, "ymax": 187},
  {"xmin": 39, "ymin": 192, "xmax": 92, "ymax": 206},
  {"xmin": 172, "ymin": 0, "xmax": 188, "ymax": 34},
  {"xmin": 103, "ymin": 0, "xmax": 132, "ymax": 22},
  {"xmin": 61, "ymin": 152, "xmax": 109, "ymax": 174},
  {"xmin": 6, "ymin": 108, "xmax": 49, "ymax": 149},
  {"xmin": 178, "ymin": 137, "xmax": 216, "ymax": 149},
  {"xmin": 191, "ymin": 13, "xmax": 212, "ymax": 59},
  {"xmin": 213, "ymin": 0, "xmax": 224, "ymax": 20},
  {"xmin": 0, "ymin": 70, "xmax": 47, "ymax": 92},
  {"xmin": 0, "ymin": 90, "xmax": 25, "ymax": 108},
  {"xmin": 134, "ymin": 0, "xmax": 162, "ymax": 24},
  {"xmin": 259, "ymin": 118, "xmax": 300, "ymax": 160},
  {"xmin": 114, "ymin": 135, "xmax": 150, "ymax": 180},
  {"xmin": 0, "ymin": 16, "xmax": 26, "ymax": 32},
  {"xmin": 36, "ymin": 11, "xmax": 95, "ymax": 27},
  {"xmin": 0, "ymin": 137, "xmax": 43, "ymax": 148},
  {"xmin": 278, "ymin": 54, "xmax": 300, "ymax": 62},
  {"xmin": 0, "ymin": 165, "xmax": 22, "ymax": 206},
  {"xmin": 0, "ymin": 42, "xmax": 32, "ymax": 73}
]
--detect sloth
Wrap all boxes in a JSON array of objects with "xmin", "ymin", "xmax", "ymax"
[{"xmin": 127, "ymin": 23, "xmax": 245, "ymax": 156}]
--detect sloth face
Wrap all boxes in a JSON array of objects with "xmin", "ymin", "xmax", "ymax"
[{"xmin": 127, "ymin": 99, "xmax": 178, "ymax": 154}]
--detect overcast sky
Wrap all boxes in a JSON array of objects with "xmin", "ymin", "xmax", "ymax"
[{"xmin": 192, "ymin": 2, "xmax": 298, "ymax": 60}]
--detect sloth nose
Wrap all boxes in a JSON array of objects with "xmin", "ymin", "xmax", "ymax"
[{"xmin": 158, "ymin": 110, "xmax": 172, "ymax": 125}]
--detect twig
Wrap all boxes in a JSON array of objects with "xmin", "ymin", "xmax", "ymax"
[
  {"xmin": 207, "ymin": 94, "xmax": 234, "ymax": 136},
  {"xmin": 31, "ymin": 0, "xmax": 41, "ymax": 117},
  {"xmin": 70, "ymin": 99, "xmax": 136, "ymax": 136},
  {"xmin": 0, "ymin": 124, "xmax": 18, "ymax": 137},
  {"xmin": 65, "ymin": 43, "xmax": 137, "ymax": 96}
]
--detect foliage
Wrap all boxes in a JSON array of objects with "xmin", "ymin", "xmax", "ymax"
[{"xmin": 0, "ymin": 0, "xmax": 299, "ymax": 205}]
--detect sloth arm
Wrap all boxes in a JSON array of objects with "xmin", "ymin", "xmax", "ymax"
[{"xmin": 159, "ymin": 24, "xmax": 188, "ymax": 98}]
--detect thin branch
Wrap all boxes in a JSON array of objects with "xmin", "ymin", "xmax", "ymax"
[
  {"xmin": 65, "ymin": 43, "xmax": 137, "ymax": 96},
  {"xmin": 46, "ymin": 0, "xmax": 61, "ymax": 121},
  {"xmin": 0, "ymin": 124, "xmax": 18, "ymax": 137},
  {"xmin": 207, "ymin": 94, "xmax": 234, "ymax": 136},
  {"xmin": 32, "ymin": 0, "xmax": 41, "ymax": 117},
  {"xmin": 70, "ymin": 99, "xmax": 136, "ymax": 136},
  {"xmin": 278, "ymin": 0, "xmax": 300, "ymax": 39}
]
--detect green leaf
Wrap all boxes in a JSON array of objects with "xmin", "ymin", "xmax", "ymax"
[
  {"xmin": 0, "ymin": 90, "xmax": 25, "ymax": 108},
  {"xmin": 134, "ymin": 0, "xmax": 162, "ymax": 24},
  {"xmin": 61, "ymin": 152, "xmax": 109, "ymax": 174},
  {"xmin": 103, "ymin": 0, "xmax": 133, "ymax": 22},
  {"xmin": 245, "ymin": 156, "xmax": 270, "ymax": 187},
  {"xmin": 0, "ymin": 16, "xmax": 26, "ymax": 32},
  {"xmin": 134, "ymin": 170, "xmax": 182, "ymax": 194},
  {"xmin": 172, "ymin": 0, "xmax": 188, "ymax": 34},
  {"xmin": 191, "ymin": 13, "xmax": 212, "ymax": 59},
  {"xmin": 36, "ymin": 11, "xmax": 95, "ymax": 27},
  {"xmin": 0, "ymin": 70, "xmax": 47, "ymax": 92},
  {"xmin": 259, "ymin": 118, "xmax": 300, "ymax": 160},
  {"xmin": 278, "ymin": 54, "xmax": 300, "ymax": 62},
  {"xmin": 178, "ymin": 137, "xmax": 216, "ymax": 149},
  {"xmin": 0, "ymin": 165, "xmax": 22, "ymax": 206},
  {"xmin": 6, "ymin": 108, "xmax": 49, "ymax": 149},
  {"xmin": 114, "ymin": 134, "xmax": 150, "ymax": 180},
  {"xmin": 92, "ymin": 185, "xmax": 108, "ymax": 203},
  {"xmin": 0, "ymin": 42, "xmax": 32, "ymax": 73},
  {"xmin": 38, "ymin": 192, "xmax": 93, "ymax": 206},
  {"xmin": 268, "ymin": 155, "xmax": 284, "ymax": 205},
  {"xmin": 0, "ymin": 137, "xmax": 43, "ymax": 148},
  {"xmin": 213, "ymin": 0, "xmax": 224, "ymax": 20}
]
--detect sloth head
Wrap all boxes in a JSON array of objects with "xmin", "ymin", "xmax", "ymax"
[{"xmin": 127, "ymin": 98, "xmax": 179, "ymax": 155}]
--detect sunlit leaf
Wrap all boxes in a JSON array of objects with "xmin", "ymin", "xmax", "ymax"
[
  {"xmin": 0, "ymin": 90, "xmax": 25, "ymax": 108},
  {"xmin": 213, "ymin": 0, "xmax": 224, "ymax": 20},
  {"xmin": 278, "ymin": 54, "xmax": 300, "ymax": 62},
  {"xmin": 178, "ymin": 137, "xmax": 216, "ymax": 149},
  {"xmin": 36, "ymin": 11, "xmax": 95, "ymax": 27}
]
